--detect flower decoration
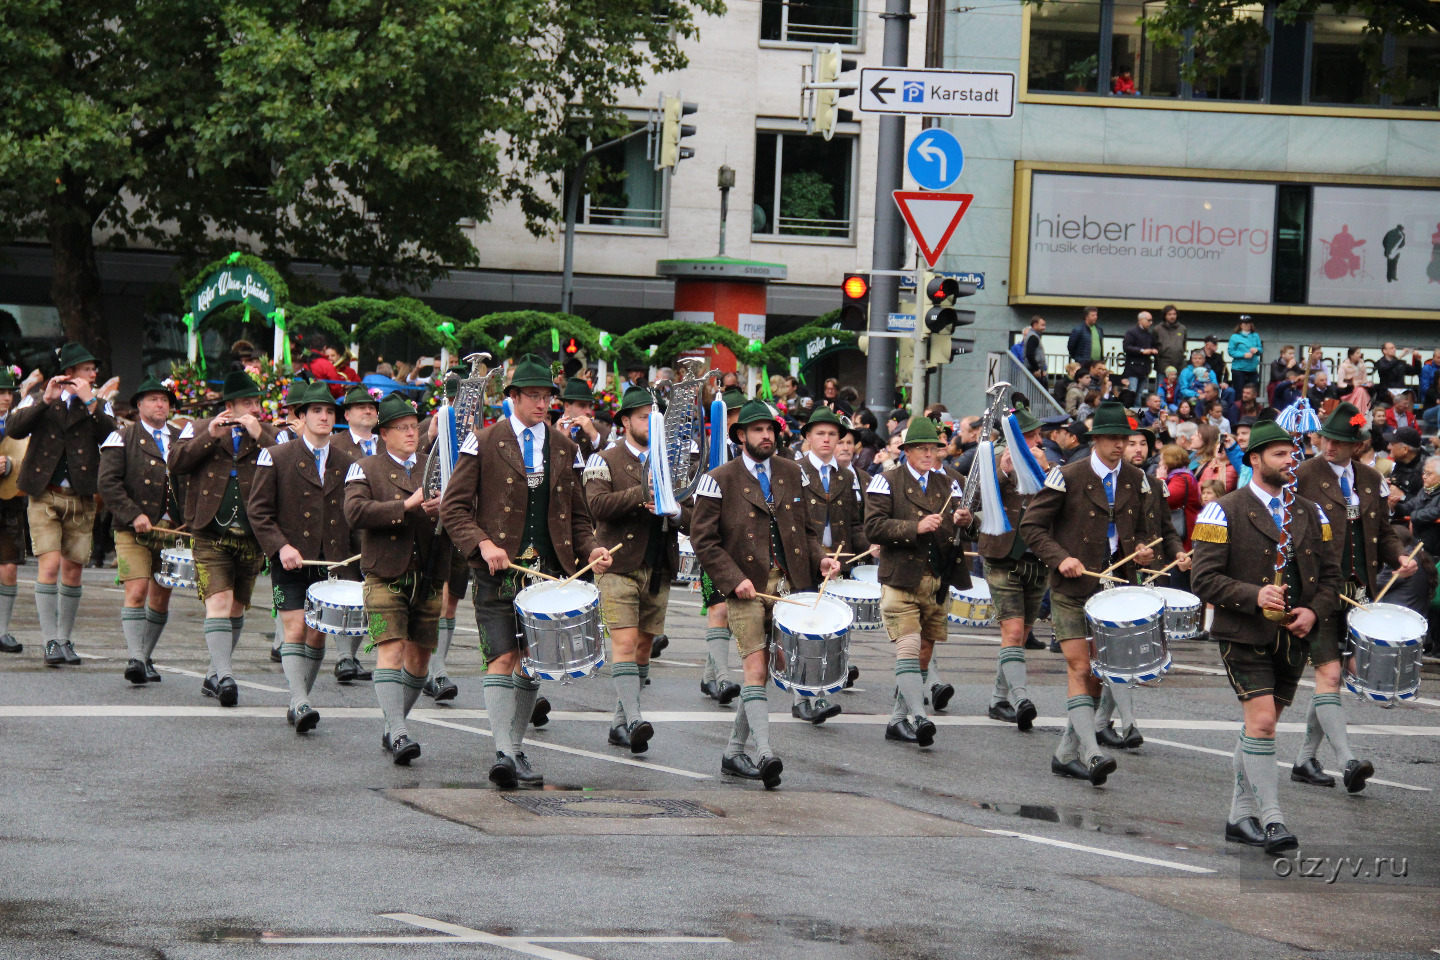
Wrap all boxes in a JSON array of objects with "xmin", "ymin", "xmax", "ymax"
[
  {"xmin": 367, "ymin": 386, "xmax": 384, "ymax": 402},
  {"xmin": 1127, "ymin": 415, "xmax": 1139, "ymax": 429},
  {"xmin": 1350, "ymin": 413, "xmax": 1367, "ymax": 427}
]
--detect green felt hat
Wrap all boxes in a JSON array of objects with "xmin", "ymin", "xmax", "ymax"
[
  {"xmin": 340, "ymin": 384, "xmax": 376, "ymax": 408},
  {"xmin": 506, "ymin": 354, "xmax": 558, "ymax": 393},
  {"xmin": 221, "ymin": 370, "xmax": 262, "ymax": 402},
  {"xmin": 618, "ymin": 387, "xmax": 655, "ymax": 415},
  {"xmin": 0, "ymin": 367, "xmax": 18, "ymax": 390},
  {"xmin": 1011, "ymin": 402, "xmax": 1042, "ymax": 434},
  {"xmin": 1317, "ymin": 400, "xmax": 1369, "ymax": 443},
  {"xmin": 900, "ymin": 415, "xmax": 943, "ymax": 447},
  {"xmin": 376, "ymin": 393, "xmax": 419, "ymax": 428},
  {"xmin": 722, "ymin": 387, "xmax": 747, "ymax": 411},
  {"xmin": 728, "ymin": 399, "xmax": 780, "ymax": 442},
  {"xmin": 129, "ymin": 374, "xmax": 175, "ymax": 407},
  {"xmin": 1087, "ymin": 400, "xmax": 1136, "ymax": 436},
  {"xmin": 56, "ymin": 341, "xmax": 97, "ymax": 371},
  {"xmin": 289, "ymin": 380, "xmax": 336, "ymax": 412},
  {"xmin": 1245, "ymin": 419, "xmax": 1296, "ymax": 456},
  {"xmin": 561, "ymin": 376, "xmax": 596, "ymax": 403},
  {"xmin": 800, "ymin": 406, "xmax": 850, "ymax": 438}
]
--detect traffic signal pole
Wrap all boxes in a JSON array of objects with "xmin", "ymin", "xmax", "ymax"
[{"xmin": 864, "ymin": 0, "xmax": 913, "ymax": 418}]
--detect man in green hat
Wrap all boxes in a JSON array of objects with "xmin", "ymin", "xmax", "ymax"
[
  {"xmin": 1290, "ymin": 400, "xmax": 1414, "ymax": 794},
  {"xmin": 440, "ymin": 353, "xmax": 610, "ymax": 789},
  {"xmin": 1019, "ymin": 400, "xmax": 1157, "ymax": 787},
  {"xmin": 97, "ymin": 375, "xmax": 185, "ymax": 684},
  {"xmin": 0, "ymin": 365, "xmax": 30, "ymax": 655},
  {"xmin": 864, "ymin": 414, "xmax": 974, "ymax": 750},
  {"xmin": 344, "ymin": 394, "xmax": 447, "ymax": 765},
  {"xmin": 8, "ymin": 341, "xmax": 114, "ymax": 666},
  {"xmin": 171, "ymin": 369, "xmax": 279, "ymax": 706},
  {"xmin": 694, "ymin": 385, "xmax": 752, "ymax": 706},
  {"xmin": 332, "ymin": 383, "xmax": 381, "ymax": 461},
  {"xmin": 1191, "ymin": 419, "xmax": 1341, "ymax": 853},
  {"xmin": 690, "ymin": 399, "xmax": 840, "ymax": 788},
  {"xmin": 583, "ymin": 386, "xmax": 683, "ymax": 754},
  {"xmin": 249, "ymin": 381, "xmax": 361, "ymax": 733},
  {"xmin": 557, "ymin": 375, "xmax": 610, "ymax": 464}
]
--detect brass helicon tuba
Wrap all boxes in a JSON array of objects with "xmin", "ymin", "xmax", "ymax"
[
  {"xmin": 422, "ymin": 351, "xmax": 496, "ymax": 499},
  {"xmin": 649, "ymin": 358, "xmax": 722, "ymax": 502}
]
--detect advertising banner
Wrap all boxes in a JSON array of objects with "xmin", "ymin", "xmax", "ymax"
[
  {"xmin": 1309, "ymin": 186, "xmax": 1440, "ymax": 311},
  {"xmin": 1026, "ymin": 173, "xmax": 1276, "ymax": 303}
]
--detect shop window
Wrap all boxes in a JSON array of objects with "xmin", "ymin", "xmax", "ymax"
[
  {"xmin": 760, "ymin": 0, "xmax": 860, "ymax": 46},
  {"xmin": 1027, "ymin": 0, "xmax": 1103, "ymax": 93},
  {"xmin": 1109, "ymin": 1, "xmax": 1181, "ymax": 98},
  {"xmin": 753, "ymin": 130, "xmax": 855, "ymax": 241},
  {"xmin": 1391, "ymin": 30, "xmax": 1440, "ymax": 107},
  {"xmin": 565, "ymin": 123, "xmax": 667, "ymax": 232},
  {"xmin": 1191, "ymin": 5, "xmax": 1267, "ymax": 101},
  {"xmin": 1307, "ymin": 7, "xmax": 1380, "ymax": 104}
]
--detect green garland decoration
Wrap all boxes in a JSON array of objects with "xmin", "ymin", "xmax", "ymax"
[
  {"xmin": 179, "ymin": 252, "xmax": 291, "ymax": 317},
  {"xmin": 457, "ymin": 311, "xmax": 608, "ymax": 363},
  {"xmin": 287, "ymin": 297, "xmax": 458, "ymax": 353},
  {"xmin": 611, "ymin": 320, "xmax": 758, "ymax": 368},
  {"xmin": 764, "ymin": 310, "xmax": 857, "ymax": 362}
]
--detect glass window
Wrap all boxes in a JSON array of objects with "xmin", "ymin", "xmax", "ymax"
[
  {"xmin": 567, "ymin": 125, "xmax": 666, "ymax": 231},
  {"xmin": 1392, "ymin": 31, "xmax": 1440, "ymax": 107},
  {"xmin": 760, "ymin": 0, "xmax": 860, "ymax": 45},
  {"xmin": 1028, "ymin": 0, "xmax": 1102, "ymax": 93},
  {"xmin": 1309, "ymin": 7, "xmax": 1380, "ymax": 104},
  {"xmin": 1191, "ymin": 5, "xmax": 1267, "ymax": 100},
  {"xmin": 1272, "ymin": 184, "xmax": 1310, "ymax": 304},
  {"xmin": 753, "ymin": 131, "xmax": 855, "ymax": 240},
  {"xmin": 1110, "ymin": 1, "xmax": 1181, "ymax": 98}
]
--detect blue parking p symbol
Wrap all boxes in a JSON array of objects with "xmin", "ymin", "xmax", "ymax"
[{"xmin": 903, "ymin": 81, "xmax": 925, "ymax": 103}]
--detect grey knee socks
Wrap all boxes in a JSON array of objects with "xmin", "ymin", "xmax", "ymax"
[
  {"xmin": 402, "ymin": 669, "xmax": 426, "ymax": 716},
  {"xmin": 1229, "ymin": 737, "xmax": 1260, "ymax": 824},
  {"xmin": 301, "ymin": 643, "xmax": 325, "ymax": 693},
  {"xmin": 0, "ymin": 582, "xmax": 17, "ymax": 636},
  {"xmin": 511, "ymin": 671, "xmax": 540, "ymax": 751},
  {"xmin": 56, "ymin": 583, "xmax": 81, "ymax": 642},
  {"xmin": 894, "ymin": 658, "xmax": 927, "ymax": 719},
  {"xmin": 613, "ymin": 662, "xmax": 642, "ymax": 725},
  {"xmin": 1054, "ymin": 718, "xmax": 1080, "ymax": 762},
  {"xmin": 726, "ymin": 698, "xmax": 751, "ymax": 758},
  {"xmin": 34, "ymin": 582, "xmax": 58, "ymax": 641},
  {"xmin": 204, "ymin": 617, "xmax": 233, "ymax": 680},
  {"xmin": 704, "ymin": 627, "xmax": 731, "ymax": 683},
  {"xmin": 1066, "ymin": 695, "xmax": 1103, "ymax": 762},
  {"xmin": 1309, "ymin": 692, "xmax": 1354, "ymax": 766},
  {"xmin": 483, "ymin": 673, "xmax": 518, "ymax": 756},
  {"xmin": 1095, "ymin": 683, "xmax": 1116, "ymax": 727},
  {"xmin": 1241, "ymin": 734, "xmax": 1283, "ymax": 825},
  {"xmin": 998, "ymin": 647, "xmax": 1028, "ymax": 703},
  {"xmin": 142, "ymin": 607, "xmax": 168, "ymax": 659},
  {"xmin": 374, "ymin": 669, "xmax": 407, "ymax": 739},
  {"xmin": 430, "ymin": 617, "xmax": 454, "ymax": 678},
  {"xmin": 740, "ymin": 684, "xmax": 772, "ymax": 758},
  {"xmin": 281, "ymin": 643, "xmax": 311, "ymax": 709},
  {"xmin": 121, "ymin": 607, "xmax": 147, "ymax": 660}
]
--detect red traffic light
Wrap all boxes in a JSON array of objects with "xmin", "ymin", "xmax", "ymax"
[
  {"xmin": 842, "ymin": 275, "xmax": 868, "ymax": 300},
  {"xmin": 564, "ymin": 338, "xmax": 579, "ymax": 355}
]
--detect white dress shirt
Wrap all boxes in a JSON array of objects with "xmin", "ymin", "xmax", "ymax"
[{"xmin": 1090, "ymin": 451, "xmax": 1120, "ymax": 553}]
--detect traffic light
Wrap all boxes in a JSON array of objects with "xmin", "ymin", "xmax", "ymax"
[
  {"xmin": 656, "ymin": 95, "xmax": 698, "ymax": 170},
  {"xmin": 839, "ymin": 272, "xmax": 870, "ymax": 331},
  {"xmin": 810, "ymin": 45, "xmax": 857, "ymax": 140},
  {"xmin": 922, "ymin": 272, "xmax": 977, "ymax": 368},
  {"xmin": 564, "ymin": 337, "xmax": 579, "ymax": 356}
]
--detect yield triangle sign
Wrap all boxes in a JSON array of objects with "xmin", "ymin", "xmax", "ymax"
[{"xmin": 893, "ymin": 191, "xmax": 974, "ymax": 267}]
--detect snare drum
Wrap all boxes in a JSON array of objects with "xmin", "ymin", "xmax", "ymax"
[
  {"xmin": 1149, "ymin": 586, "xmax": 1203, "ymax": 641},
  {"xmin": 153, "ymin": 547, "xmax": 196, "ymax": 590},
  {"xmin": 769, "ymin": 593, "xmax": 854, "ymax": 697},
  {"xmin": 948, "ymin": 582, "xmax": 995, "ymax": 626},
  {"xmin": 304, "ymin": 580, "xmax": 368, "ymax": 636},
  {"xmin": 827, "ymin": 579, "xmax": 882, "ymax": 631},
  {"xmin": 1085, "ymin": 586, "xmax": 1171, "ymax": 684},
  {"xmin": 1345, "ymin": 603, "xmax": 1425, "ymax": 703},
  {"xmin": 850, "ymin": 564, "xmax": 879, "ymax": 583},
  {"xmin": 676, "ymin": 534, "xmax": 700, "ymax": 583},
  {"xmin": 515, "ymin": 580, "xmax": 606, "ymax": 682}
]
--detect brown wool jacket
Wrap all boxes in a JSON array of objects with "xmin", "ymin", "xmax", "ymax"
[
  {"xmin": 97, "ymin": 421, "xmax": 184, "ymax": 530},
  {"xmin": 582, "ymin": 442, "xmax": 688, "ymax": 576},
  {"xmin": 797, "ymin": 454, "xmax": 868, "ymax": 557},
  {"xmin": 168, "ymin": 418, "xmax": 279, "ymax": 532},
  {"xmin": 863, "ymin": 464, "xmax": 973, "ymax": 593},
  {"xmin": 247, "ymin": 438, "xmax": 357, "ymax": 562},
  {"xmin": 1293, "ymin": 456, "xmax": 1404, "ymax": 598},
  {"xmin": 8, "ymin": 394, "xmax": 116, "ymax": 498},
  {"xmin": 344, "ymin": 451, "xmax": 451, "ymax": 581}
]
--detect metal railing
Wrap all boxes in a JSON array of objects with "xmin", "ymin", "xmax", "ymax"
[{"xmin": 1001, "ymin": 350, "xmax": 1065, "ymax": 419}]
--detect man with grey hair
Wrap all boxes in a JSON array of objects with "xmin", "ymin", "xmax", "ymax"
[{"xmin": 1121, "ymin": 311, "xmax": 1157, "ymax": 398}]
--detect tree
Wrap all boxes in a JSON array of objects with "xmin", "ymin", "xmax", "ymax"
[{"xmin": 0, "ymin": 0, "xmax": 723, "ymax": 373}]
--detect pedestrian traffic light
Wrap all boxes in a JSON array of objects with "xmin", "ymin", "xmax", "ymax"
[
  {"xmin": 922, "ymin": 272, "xmax": 977, "ymax": 368},
  {"xmin": 564, "ymin": 337, "xmax": 580, "ymax": 355},
  {"xmin": 657, "ymin": 95, "xmax": 698, "ymax": 170},
  {"xmin": 839, "ymin": 272, "xmax": 870, "ymax": 331},
  {"xmin": 810, "ymin": 45, "xmax": 858, "ymax": 141}
]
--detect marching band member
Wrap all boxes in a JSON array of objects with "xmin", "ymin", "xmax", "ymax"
[
  {"xmin": 97, "ymin": 376, "xmax": 184, "ymax": 684},
  {"xmin": 325, "ymin": 384, "xmax": 383, "ymax": 682},
  {"xmin": 425, "ymin": 368, "xmax": 474, "ymax": 704},
  {"xmin": 439, "ymin": 355, "xmax": 610, "ymax": 789},
  {"xmin": 863, "ymin": 415, "xmax": 971, "ymax": 749},
  {"xmin": 792, "ymin": 407, "xmax": 869, "ymax": 724},
  {"xmin": 1190, "ymin": 420, "xmax": 1341, "ymax": 852},
  {"xmin": 248, "ymin": 381, "xmax": 359, "ymax": 732},
  {"xmin": 169, "ymin": 370, "xmax": 278, "ymax": 706},
  {"xmin": 584, "ymin": 386, "xmax": 684, "ymax": 753},
  {"xmin": 1018, "ymin": 401, "xmax": 1155, "ymax": 786},
  {"xmin": 697, "ymin": 387, "xmax": 747, "ymax": 706},
  {"xmin": 1290, "ymin": 402, "xmax": 1412, "ymax": 792},
  {"xmin": 344, "ymin": 395, "xmax": 445, "ymax": 765},
  {"xmin": 691, "ymin": 399, "xmax": 839, "ymax": 788},
  {"xmin": 8, "ymin": 342, "xmax": 115, "ymax": 666},
  {"xmin": 558, "ymin": 376, "xmax": 610, "ymax": 464},
  {"xmin": 0, "ymin": 368, "xmax": 28, "ymax": 655}
]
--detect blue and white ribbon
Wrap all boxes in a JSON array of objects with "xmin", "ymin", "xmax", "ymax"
[
  {"xmin": 709, "ymin": 396, "xmax": 728, "ymax": 470},
  {"xmin": 648, "ymin": 410, "xmax": 683, "ymax": 518},
  {"xmin": 1000, "ymin": 412, "xmax": 1046, "ymax": 495},
  {"xmin": 975, "ymin": 440, "xmax": 1012, "ymax": 536}
]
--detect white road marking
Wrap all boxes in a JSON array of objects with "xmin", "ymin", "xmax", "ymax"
[
  {"xmin": 1169, "ymin": 662, "xmax": 1440, "ymax": 708},
  {"xmin": 1143, "ymin": 736, "xmax": 1431, "ymax": 792},
  {"xmin": 18, "ymin": 578, "xmax": 124, "ymax": 595},
  {"xmin": 410, "ymin": 716, "xmax": 713, "ymax": 780},
  {"xmin": 648, "ymin": 657, "xmax": 702, "ymax": 667},
  {"xmin": 981, "ymin": 827, "xmax": 1215, "ymax": 874},
  {"xmin": 155, "ymin": 664, "xmax": 290, "ymax": 694}
]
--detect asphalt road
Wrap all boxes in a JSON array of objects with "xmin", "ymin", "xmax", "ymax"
[{"xmin": 2, "ymin": 566, "xmax": 1437, "ymax": 959}]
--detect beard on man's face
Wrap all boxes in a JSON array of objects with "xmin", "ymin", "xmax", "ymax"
[{"xmin": 744, "ymin": 437, "xmax": 774, "ymax": 462}]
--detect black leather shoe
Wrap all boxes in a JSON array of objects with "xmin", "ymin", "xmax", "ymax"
[
  {"xmin": 217, "ymin": 677, "xmax": 239, "ymax": 708},
  {"xmin": 1291, "ymin": 758, "xmax": 1336, "ymax": 787},
  {"xmin": 885, "ymin": 718, "xmax": 918, "ymax": 743},
  {"xmin": 792, "ymin": 699, "xmax": 817, "ymax": 722},
  {"xmin": 809, "ymin": 698, "xmax": 842, "ymax": 724},
  {"xmin": 287, "ymin": 707, "xmax": 296, "ymax": 726},
  {"xmin": 530, "ymin": 696, "xmax": 551, "ymax": 728},
  {"xmin": 757, "ymin": 754, "xmax": 783, "ymax": 790},
  {"xmin": 44, "ymin": 641, "xmax": 66, "ymax": 666},
  {"xmin": 1051, "ymin": 756, "xmax": 1090, "ymax": 780},
  {"xmin": 1264, "ymin": 822, "xmax": 1299, "ymax": 854},
  {"xmin": 913, "ymin": 717, "xmax": 937, "ymax": 748},
  {"xmin": 721, "ymin": 753, "xmax": 762, "ymax": 779},
  {"xmin": 353, "ymin": 665, "xmax": 373, "ymax": 682},
  {"xmin": 1120, "ymin": 727, "xmax": 1144, "ymax": 750},
  {"xmin": 123, "ymin": 659, "xmax": 148, "ymax": 685},
  {"xmin": 293, "ymin": 704, "xmax": 320, "ymax": 733},
  {"xmin": 489, "ymin": 752, "xmax": 518, "ymax": 789},
  {"xmin": 608, "ymin": 723, "xmax": 631, "ymax": 749},
  {"xmin": 424, "ymin": 676, "xmax": 459, "ymax": 702},
  {"xmin": 650, "ymin": 634, "xmax": 669, "ymax": 657},
  {"xmin": 626, "ymin": 719, "xmax": 654, "ymax": 754},
  {"xmin": 513, "ymin": 752, "xmax": 543, "ymax": 785},
  {"xmin": 930, "ymin": 682, "xmax": 955, "ymax": 712},
  {"xmin": 1048, "ymin": 638, "xmax": 1062, "ymax": 653},
  {"xmin": 700, "ymin": 679, "xmax": 721, "ymax": 700},
  {"xmin": 60, "ymin": 641, "xmax": 81, "ymax": 665},
  {"xmin": 1024, "ymin": 631, "xmax": 1045, "ymax": 650},
  {"xmin": 269, "ymin": 646, "xmax": 282, "ymax": 663},
  {"xmin": 1087, "ymin": 755, "xmax": 1118, "ymax": 786},
  {"xmin": 144, "ymin": 660, "xmax": 161, "ymax": 682},
  {"xmin": 715, "ymin": 680, "xmax": 741, "ymax": 705},
  {"xmin": 988, "ymin": 700, "xmax": 1017, "ymax": 723},
  {"xmin": 1096, "ymin": 722, "xmax": 1127, "ymax": 749},
  {"xmin": 1014, "ymin": 699, "xmax": 1037, "ymax": 732},
  {"xmin": 1343, "ymin": 759, "xmax": 1374, "ymax": 794},
  {"xmin": 390, "ymin": 734, "xmax": 421, "ymax": 765},
  {"xmin": 844, "ymin": 664, "xmax": 859, "ymax": 688},
  {"xmin": 0, "ymin": 634, "xmax": 21, "ymax": 654},
  {"xmin": 334, "ymin": 657, "xmax": 360, "ymax": 683},
  {"xmin": 201, "ymin": 675, "xmax": 219, "ymax": 699},
  {"xmin": 1224, "ymin": 817, "xmax": 1267, "ymax": 846}
]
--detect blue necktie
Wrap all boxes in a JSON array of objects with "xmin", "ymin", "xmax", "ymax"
[
  {"xmin": 363, "ymin": 438, "xmax": 374, "ymax": 457},
  {"xmin": 1340, "ymin": 472, "xmax": 1353, "ymax": 505},
  {"xmin": 919, "ymin": 471, "xmax": 927, "ymax": 493},
  {"xmin": 1102, "ymin": 472, "xmax": 1116, "ymax": 540},
  {"xmin": 314, "ymin": 450, "xmax": 324, "ymax": 479},
  {"xmin": 153, "ymin": 429, "xmax": 165, "ymax": 456},
  {"xmin": 1269, "ymin": 496, "xmax": 1284, "ymax": 531},
  {"xmin": 821, "ymin": 465, "xmax": 831, "ymax": 493},
  {"xmin": 757, "ymin": 464, "xmax": 772, "ymax": 504},
  {"xmin": 230, "ymin": 427, "xmax": 241, "ymax": 478},
  {"xmin": 523, "ymin": 428, "xmax": 535, "ymax": 473}
]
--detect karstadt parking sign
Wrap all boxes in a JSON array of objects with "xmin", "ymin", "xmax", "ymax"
[{"xmin": 860, "ymin": 68, "xmax": 1016, "ymax": 117}]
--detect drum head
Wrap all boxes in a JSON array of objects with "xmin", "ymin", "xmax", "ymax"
[
  {"xmin": 1085, "ymin": 586, "xmax": 1164, "ymax": 626},
  {"xmin": 951, "ymin": 581, "xmax": 992, "ymax": 601},
  {"xmin": 774, "ymin": 594, "xmax": 853, "ymax": 635},
  {"xmin": 829, "ymin": 580, "xmax": 882, "ymax": 601},
  {"xmin": 1150, "ymin": 586, "xmax": 1200, "ymax": 608},
  {"xmin": 1349, "ymin": 603, "xmax": 1427, "ymax": 646},
  {"xmin": 160, "ymin": 547, "xmax": 193, "ymax": 561},
  {"xmin": 517, "ymin": 580, "xmax": 600, "ymax": 618},
  {"xmin": 850, "ymin": 565, "xmax": 879, "ymax": 583},
  {"xmin": 308, "ymin": 579, "xmax": 364, "ymax": 606}
]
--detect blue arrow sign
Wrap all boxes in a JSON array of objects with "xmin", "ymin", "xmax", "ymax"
[{"xmin": 905, "ymin": 129, "xmax": 964, "ymax": 191}]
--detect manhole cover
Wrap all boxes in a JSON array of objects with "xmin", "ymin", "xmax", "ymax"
[{"xmin": 502, "ymin": 796, "xmax": 719, "ymax": 819}]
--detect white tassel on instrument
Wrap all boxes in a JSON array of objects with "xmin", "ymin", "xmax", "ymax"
[
  {"xmin": 975, "ymin": 440, "xmax": 1012, "ymax": 536},
  {"xmin": 648, "ymin": 410, "xmax": 683, "ymax": 517},
  {"xmin": 1001, "ymin": 412, "xmax": 1045, "ymax": 495},
  {"xmin": 438, "ymin": 405, "xmax": 457, "ymax": 493}
]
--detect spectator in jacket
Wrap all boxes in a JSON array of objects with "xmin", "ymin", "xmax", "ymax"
[
  {"xmin": 1156, "ymin": 442, "xmax": 1201, "ymax": 550},
  {"xmin": 1226, "ymin": 316, "xmax": 1262, "ymax": 394},
  {"xmin": 1066, "ymin": 306, "xmax": 1105, "ymax": 366},
  {"xmin": 1021, "ymin": 316, "xmax": 1047, "ymax": 381},
  {"xmin": 1188, "ymin": 422, "xmax": 1236, "ymax": 492},
  {"xmin": 1063, "ymin": 368, "xmax": 1091, "ymax": 416},
  {"xmin": 1140, "ymin": 391, "xmax": 1166, "ymax": 427},
  {"xmin": 1201, "ymin": 336, "xmax": 1229, "ymax": 399},
  {"xmin": 1402, "ymin": 456, "xmax": 1440, "ymax": 555},
  {"xmin": 1221, "ymin": 419, "xmax": 1254, "ymax": 489},
  {"xmin": 1120, "ymin": 311, "xmax": 1157, "ymax": 396},
  {"xmin": 1388, "ymin": 426, "xmax": 1426, "ymax": 512},
  {"xmin": 1310, "ymin": 369, "xmax": 1341, "ymax": 405},
  {"xmin": 1337, "ymin": 346, "xmax": 1373, "ymax": 415},
  {"xmin": 1203, "ymin": 398, "xmax": 1231, "ymax": 436},
  {"xmin": 1375, "ymin": 342, "xmax": 1421, "ymax": 400},
  {"xmin": 1225, "ymin": 383, "xmax": 1260, "ymax": 426},
  {"xmin": 1152, "ymin": 305, "xmax": 1188, "ymax": 380},
  {"xmin": 296, "ymin": 333, "xmax": 349, "ymax": 397},
  {"xmin": 1269, "ymin": 344, "xmax": 1298, "ymax": 405},
  {"xmin": 1176, "ymin": 350, "xmax": 1213, "ymax": 401},
  {"xmin": 1273, "ymin": 367, "xmax": 1305, "ymax": 412},
  {"xmin": 1387, "ymin": 388, "xmax": 1419, "ymax": 432},
  {"xmin": 1376, "ymin": 526, "xmax": 1437, "ymax": 650}
]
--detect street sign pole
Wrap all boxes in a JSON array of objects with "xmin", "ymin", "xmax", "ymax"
[
  {"xmin": 911, "ymin": 249, "xmax": 927, "ymax": 414},
  {"xmin": 864, "ymin": 0, "xmax": 912, "ymax": 420}
]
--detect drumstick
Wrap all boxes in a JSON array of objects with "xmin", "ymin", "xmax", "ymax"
[
  {"xmin": 1099, "ymin": 538, "xmax": 1163, "ymax": 576},
  {"xmin": 1337, "ymin": 592, "xmax": 1367, "ymax": 609},
  {"xmin": 1141, "ymin": 556, "xmax": 1184, "ymax": 584},
  {"xmin": 1082, "ymin": 568, "xmax": 1128, "ymax": 584},
  {"xmin": 557, "ymin": 542, "xmax": 625, "ymax": 588},
  {"xmin": 754, "ymin": 592, "xmax": 811, "ymax": 607},
  {"xmin": 813, "ymin": 543, "xmax": 845, "ymax": 608},
  {"xmin": 297, "ymin": 554, "xmax": 362, "ymax": 568},
  {"xmin": 146, "ymin": 525, "xmax": 189, "ymax": 536},
  {"xmin": 507, "ymin": 563, "xmax": 561, "ymax": 582},
  {"xmin": 1370, "ymin": 543, "xmax": 1424, "ymax": 605}
]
